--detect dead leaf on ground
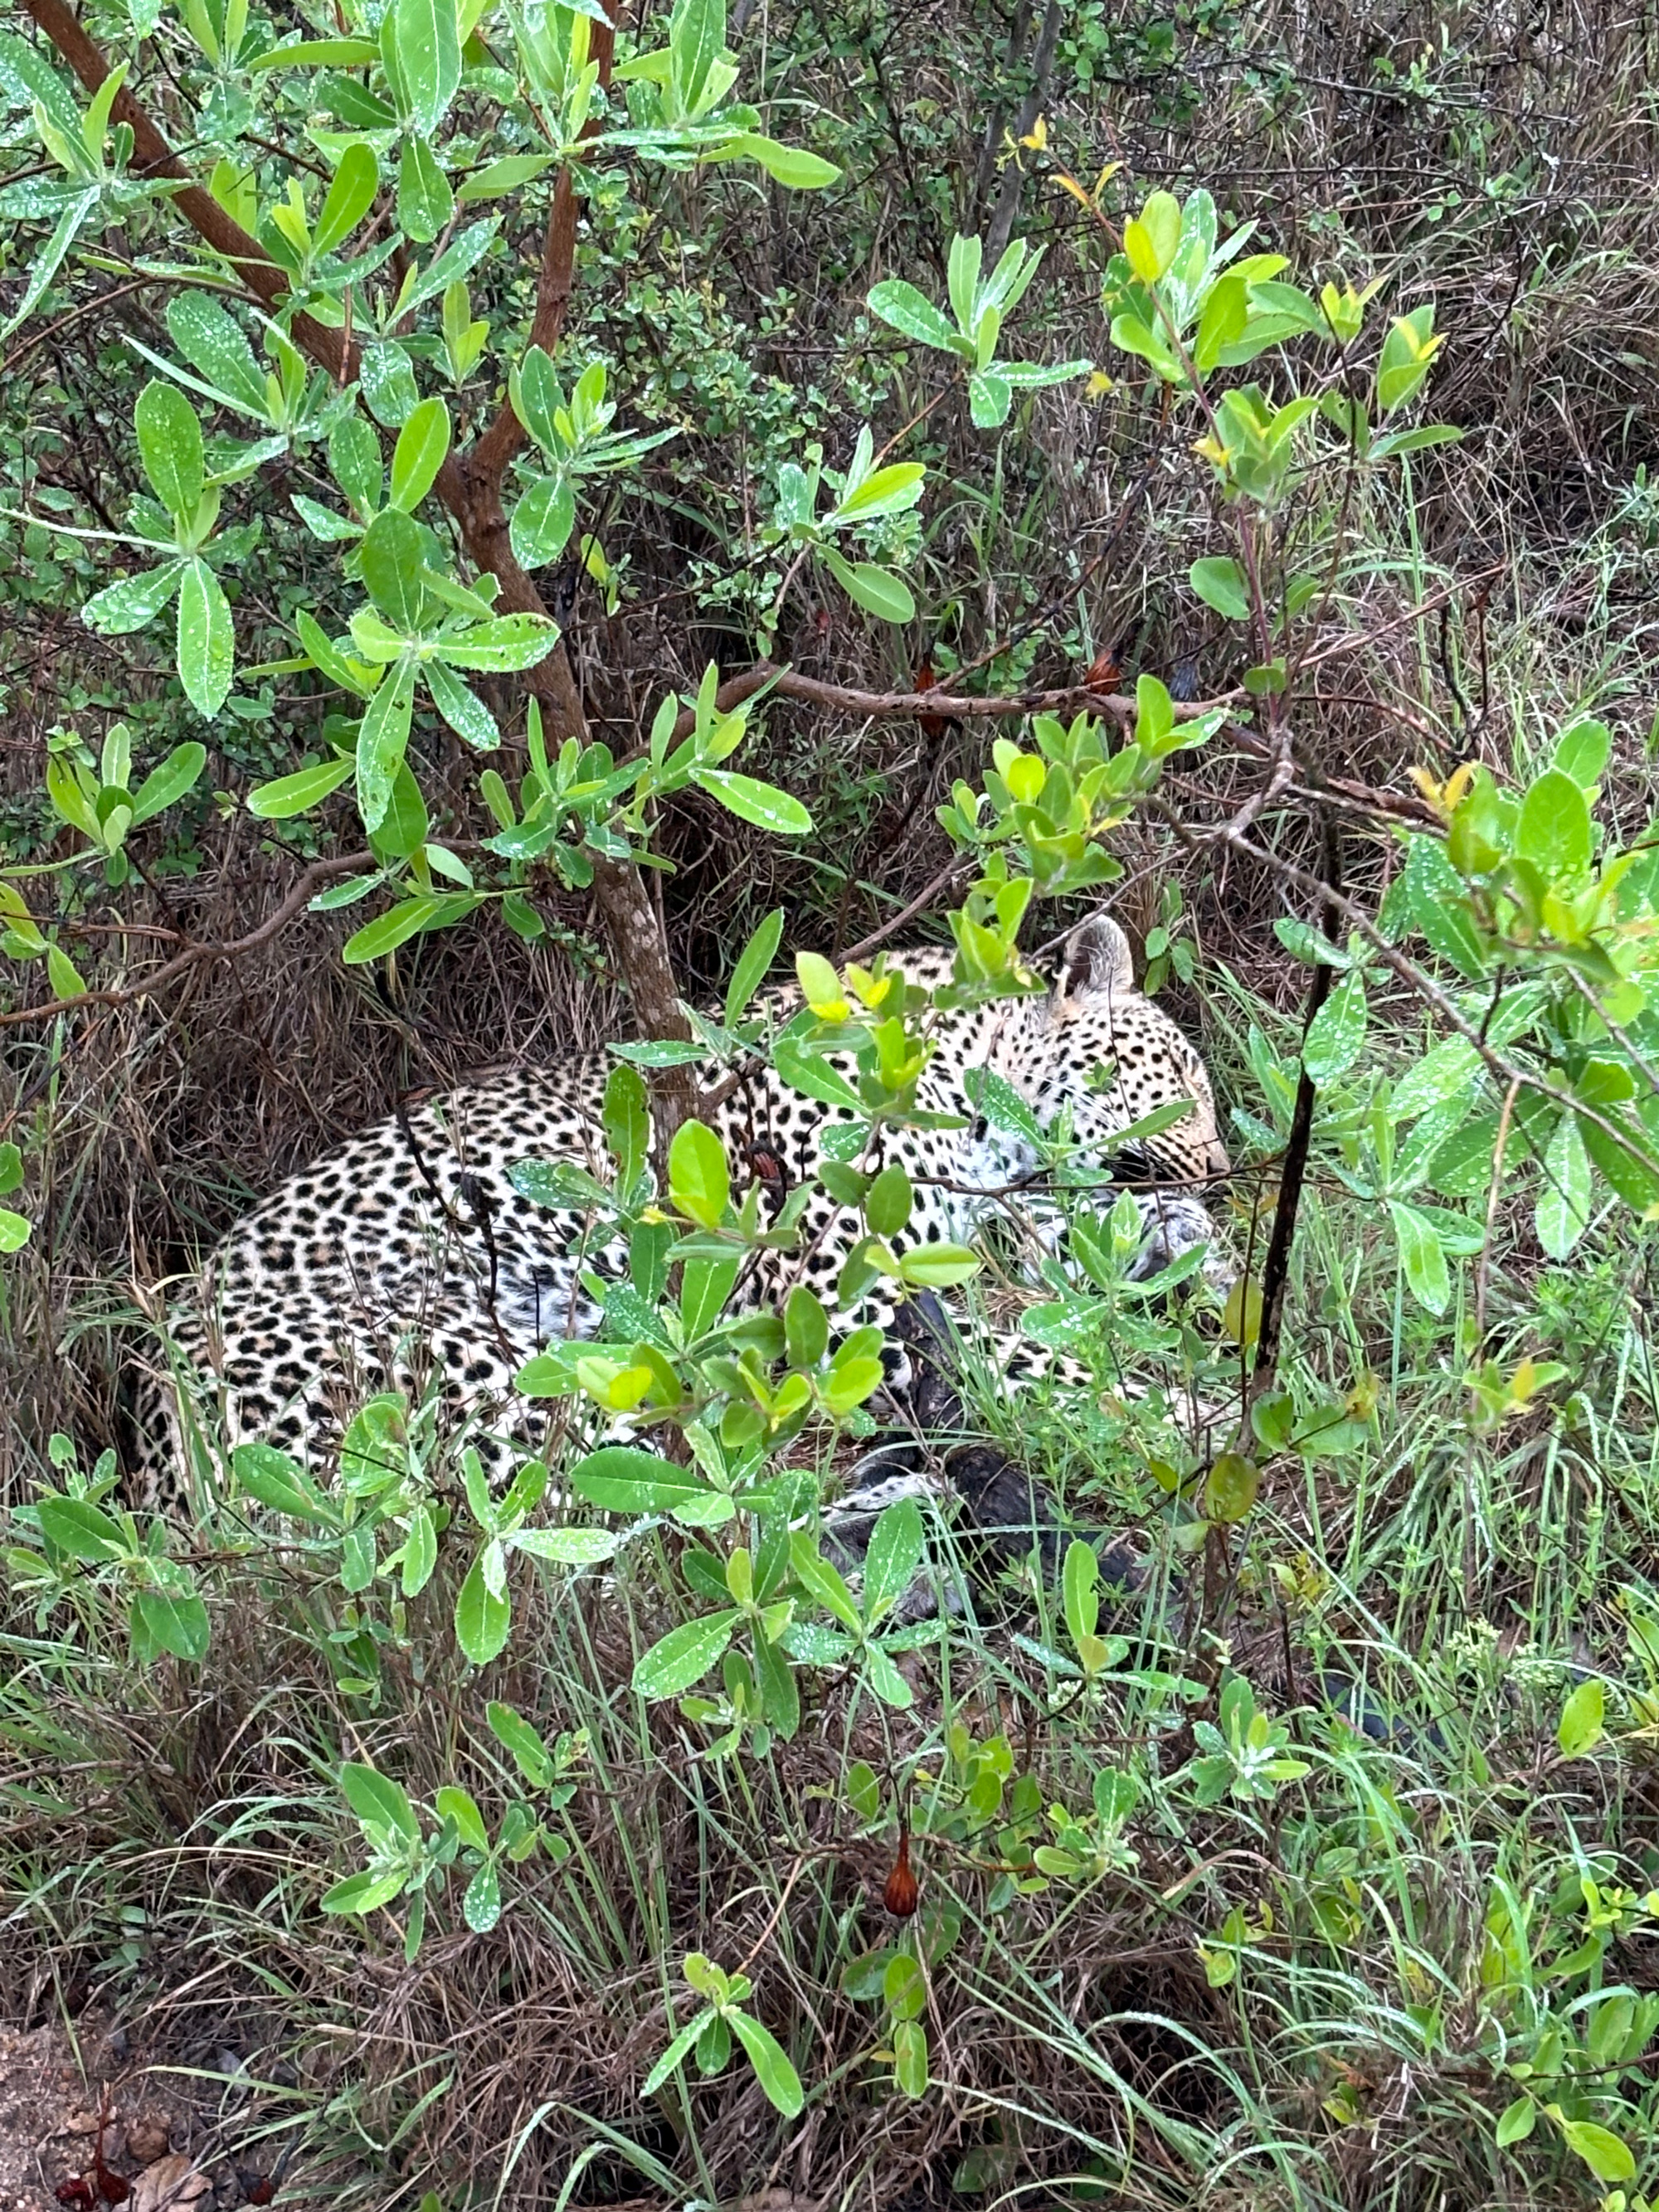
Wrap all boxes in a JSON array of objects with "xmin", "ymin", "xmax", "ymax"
[{"xmin": 130, "ymin": 2153, "xmax": 212, "ymax": 2212}]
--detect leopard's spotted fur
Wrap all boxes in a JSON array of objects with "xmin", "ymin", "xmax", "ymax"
[{"xmin": 128, "ymin": 914, "xmax": 1229, "ymax": 1507}]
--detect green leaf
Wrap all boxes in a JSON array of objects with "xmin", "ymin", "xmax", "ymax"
[
  {"xmin": 1388, "ymin": 1199, "xmax": 1451, "ymax": 1315},
  {"xmin": 295, "ymin": 492, "xmax": 360, "ymax": 542},
  {"xmin": 892, "ymin": 2019, "xmax": 928, "ymax": 2098},
  {"xmin": 602, "ymin": 1062, "xmax": 650, "ymax": 1189},
  {"xmin": 867, "ymin": 278, "xmax": 957, "ymax": 352},
  {"xmin": 463, "ymin": 1857, "xmax": 502, "ymax": 1931},
  {"xmin": 359, "ymin": 339, "xmax": 421, "ymax": 428},
  {"xmin": 1203, "ymin": 1452, "xmax": 1260, "ymax": 1524},
  {"xmin": 248, "ymin": 35, "xmax": 381, "ymax": 69},
  {"xmin": 355, "ymin": 659, "xmax": 416, "ymax": 834},
  {"xmin": 861, "ymin": 1498, "xmax": 925, "ymax": 1625},
  {"xmin": 456, "ymin": 153, "xmax": 554, "ymax": 201},
  {"xmin": 568, "ymin": 1446, "xmax": 709, "ymax": 1515},
  {"xmin": 1535, "ymin": 1110, "xmax": 1592, "ymax": 1260},
  {"xmin": 338, "ymin": 1765, "xmax": 419, "ymax": 1848},
  {"xmin": 1189, "ymin": 556, "xmax": 1249, "ymax": 620},
  {"xmin": 44, "ymin": 939, "xmax": 86, "ymax": 996},
  {"xmin": 176, "ymin": 560, "xmax": 234, "ymax": 717},
  {"xmin": 1391, "ymin": 1038, "xmax": 1481, "ymax": 1120},
  {"xmin": 1063, "ymin": 1539, "xmax": 1098, "ymax": 1647},
  {"xmin": 727, "ymin": 2009, "xmax": 805, "ymax": 2117},
  {"xmin": 396, "ymin": 219, "xmax": 498, "ymax": 319},
  {"xmin": 321, "ymin": 1866, "xmax": 407, "ymax": 1916},
  {"xmin": 669, "ymin": 0, "xmax": 724, "ymax": 108},
  {"xmin": 946, "ymin": 231, "xmax": 981, "ymax": 333},
  {"xmin": 455, "ymin": 1548, "xmax": 513, "ymax": 1664},
  {"xmin": 1556, "ymin": 1675, "xmax": 1604, "ymax": 1757},
  {"xmin": 400, "ymin": 1501, "xmax": 438, "ymax": 1596},
  {"xmin": 513, "ymin": 1526, "xmax": 625, "ymax": 1566},
  {"xmin": 634, "ymin": 1610, "xmax": 739, "ymax": 1699},
  {"xmin": 774, "ymin": 1036, "xmax": 863, "ymax": 1111},
  {"xmin": 963, "ymin": 1065, "xmax": 1040, "ymax": 1142},
  {"xmin": 832, "ymin": 462, "xmax": 926, "ymax": 523},
  {"xmin": 83, "ymin": 562, "xmax": 184, "ymax": 635},
  {"xmin": 0, "ymin": 29, "xmax": 84, "ymax": 144},
  {"xmin": 487, "ymin": 1699, "xmax": 552, "ymax": 1786},
  {"xmin": 716, "ymin": 132, "xmax": 839, "ymax": 190},
  {"xmin": 135, "ymin": 379, "xmax": 203, "ymax": 523},
  {"xmin": 1552, "ymin": 717, "xmax": 1611, "ymax": 790},
  {"xmin": 393, "ymin": 0, "xmax": 461, "ymax": 134},
  {"xmin": 1375, "ymin": 306, "xmax": 1440, "ymax": 415},
  {"xmin": 815, "ymin": 541, "xmax": 898, "ymax": 616},
  {"xmin": 425, "ymin": 660, "xmax": 499, "ymax": 751},
  {"xmin": 788, "ymin": 1532, "xmax": 863, "ymax": 1631},
  {"xmin": 1301, "ymin": 967, "xmax": 1367, "ymax": 1084},
  {"xmin": 166, "ymin": 292, "xmax": 269, "ymax": 417},
  {"xmin": 231, "ymin": 1441, "xmax": 333, "ymax": 1520},
  {"xmin": 434, "ymin": 1783, "xmax": 489, "ymax": 1855},
  {"xmin": 247, "ymin": 756, "xmax": 354, "ymax": 819},
  {"xmin": 819, "ymin": 547, "xmax": 916, "ymax": 624},
  {"xmin": 508, "ymin": 473, "xmax": 577, "ymax": 569},
  {"xmin": 896, "ymin": 1244, "xmax": 980, "ymax": 1289},
  {"xmin": 133, "ymin": 1585, "xmax": 210, "ymax": 1661},
  {"xmin": 1515, "ymin": 766, "xmax": 1593, "ymax": 886},
  {"xmin": 341, "ymin": 892, "xmax": 447, "ymax": 964},
  {"xmin": 314, "ymin": 139, "xmax": 379, "ymax": 255},
  {"xmin": 367, "ymin": 762, "xmax": 428, "ymax": 863},
  {"xmin": 1403, "ymin": 835, "xmax": 1486, "ymax": 978},
  {"xmin": 644, "ymin": 2010, "xmax": 713, "ymax": 2094},
  {"xmin": 130, "ymin": 741, "xmax": 207, "ymax": 825},
  {"xmin": 669, "ymin": 1116, "xmax": 730, "ymax": 1227},
  {"xmin": 330, "ymin": 415, "xmax": 384, "ymax": 517},
  {"xmin": 696, "ymin": 768, "xmax": 814, "ymax": 834},
  {"xmin": 863, "ymin": 1641, "xmax": 913, "ymax": 1709},
  {"xmin": 1554, "ymin": 2117, "xmax": 1634, "ymax": 2184},
  {"xmin": 37, "ymin": 1495, "xmax": 127, "ymax": 1562},
  {"xmin": 865, "ymin": 1162, "xmax": 912, "ymax": 1237},
  {"xmin": 436, "ymin": 614, "xmax": 559, "ymax": 671},
  {"xmin": 0, "ymin": 1208, "xmax": 30, "ymax": 1252},
  {"xmin": 967, "ymin": 369, "xmax": 1012, "ymax": 429},
  {"xmin": 397, "ymin": 134, "xmax": 452, "ymax": 245},
  {"xmin": 725, "ymin": 907, "xmax": 784, "ymax": 1025},
  {"xmin": 1494, "ymin": 2095, "xmax": 1535, "ymax": 2148},
  {"xmin": 389, "ymin": 396, "xmax": 451, "ymax": 513},
  {"xmin": 359, "ymin": 507, "xmax": 430, "ymax": 632},
  {"xmin": 1109, "ymin": 310, "xmax": 1182, "ymax": 381},
  {"xmin": 1124, "ymin": 189, "xmax": 1181, "ymax": 282}
]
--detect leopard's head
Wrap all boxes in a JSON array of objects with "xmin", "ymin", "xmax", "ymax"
[{"xmin": 1004, "ymin": 913, "xmax": 1230, "ymax": 1189}]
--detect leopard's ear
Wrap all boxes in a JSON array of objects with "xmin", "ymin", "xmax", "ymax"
[{"xmin": 1054, "ymin": 912, "xmax": 1134, "ymax": 1004}]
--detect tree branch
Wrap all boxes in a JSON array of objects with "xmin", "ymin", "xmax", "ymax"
[
  {"xmin": 0, "ymin": 852, "xmax": 377, "ymax": 1026},
  {"xmin": 465, "ymin": 0, "xmax": 615, "ymax": 493}
]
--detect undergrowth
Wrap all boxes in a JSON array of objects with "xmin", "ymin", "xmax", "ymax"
[{"xmin": 2, "ymin": 0, "xmax": 1659, "ymax": 2204}]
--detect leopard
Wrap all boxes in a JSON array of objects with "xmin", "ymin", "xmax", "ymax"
[{"xmin": 126, "ymin": 911, "xmax": 1232, "ymax": 1514}]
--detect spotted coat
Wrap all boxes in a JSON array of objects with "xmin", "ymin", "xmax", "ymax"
[{"xmin": 129, "ymin": 915, "xmax": 1228, "ymax": 1504}]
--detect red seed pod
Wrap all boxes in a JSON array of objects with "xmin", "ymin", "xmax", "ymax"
[
  {"xmin": 1084, "ymin": 646, "xmax": 1122, "ymax": 695},
  {"xmin": 914, "ymin": 663, "xmax": 950, "ymax": 742},
  {"xmin": 883, "ymin": 1827, "xmax": 919, "ymax": 1918}
]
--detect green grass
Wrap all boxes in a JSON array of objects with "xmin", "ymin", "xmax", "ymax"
[{"xmin": 7, "ymin": 1155, "xmax": 1659, "ymax": 2209}]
